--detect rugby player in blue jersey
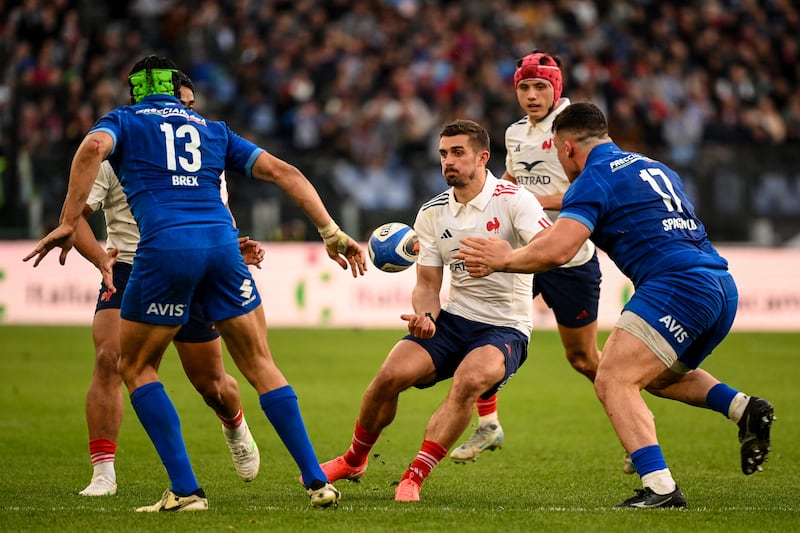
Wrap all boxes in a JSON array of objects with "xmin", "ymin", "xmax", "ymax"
[
  {"xmin": 456, "ymin": 102, "xmax": 775, "ymax": 509},
  {"xmin": 73, "ymin": 72, "xmax": 263, "ymax": 498},
  {"xmin": 25, "ymin": 55, "xmax": 367, "ymax": 511}
]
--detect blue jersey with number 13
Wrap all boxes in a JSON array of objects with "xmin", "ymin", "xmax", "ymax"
[{"xmin": 90, "ymin": 94, "xmax": 263, "ymax": 248}]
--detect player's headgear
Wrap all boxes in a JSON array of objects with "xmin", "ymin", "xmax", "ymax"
[
  {"xmin": 128, "ymin": 55, "xmax": 181, "ymax": 104},
  {"xmin": 514, "ymin": 52, "xmax": 562, "ymax": 107}
]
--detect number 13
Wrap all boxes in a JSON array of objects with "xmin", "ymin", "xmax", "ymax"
[{"xmin": 160, "ymin": 123, "xmax": 202, "ymax": 172}]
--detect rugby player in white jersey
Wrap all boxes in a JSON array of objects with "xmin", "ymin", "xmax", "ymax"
[
  {"xmin": 451, "ymin": 51, "xmax": 604, "ymax": 466},
  {"xmin": 310, "ymin": 119, "xmax": 551, "ymax": 501}
]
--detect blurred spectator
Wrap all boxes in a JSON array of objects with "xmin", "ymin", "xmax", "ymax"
[{"xmin": 2, "ymin": 0, "xmax": 800, "ymax": 239}]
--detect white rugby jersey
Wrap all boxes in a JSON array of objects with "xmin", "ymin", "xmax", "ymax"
[
  {"xmin": 414, "ymin": 171, "xmax": 551, "ymax": 337},
  {"xmin": 86, "ymin": 161, "xmax": 229, "ymax": 265},
  {"xmin": 504, "ymin": 97, "xmax": 595, "ymax": 267}
]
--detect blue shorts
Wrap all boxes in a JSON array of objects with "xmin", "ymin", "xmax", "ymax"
[
  {"xmin": 120, "ymin": 241, "xmax": 261, "ymax": 327},
  {"xmin": 403, "ymin": 310, "xmax": 529, "ymax": 399},
  {"xmin": 624, "ymin": 268, "xmax": 738, "ymax": 370},
  {"xmin": 533, "ymin": 252, "xmax": 601, "ymax": 328},
  {"xmin": 95, "ymin": 262, "xmax": 219, "ymax": 343}
]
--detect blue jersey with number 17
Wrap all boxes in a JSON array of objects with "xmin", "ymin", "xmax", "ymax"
[
  {"xmin": 89, "ymin": 94, "xmax": 263, "ymax": 248},
  {"xmin": 559, "ymin": 142, "xmax": 727, "ymax": 288}
]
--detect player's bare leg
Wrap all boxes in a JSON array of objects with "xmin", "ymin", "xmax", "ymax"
[
  {"xmin": 398, "ymin": 345, "xmax": 506, "ymax": 500},
  {"xmin": 316, "ymin": 340, "xmax": 436, "ymax": 484},
  {"xmin": 176, "ymin": 339, "xmax": 259, "ymax": 482},
  {"xmin": 119, "ymin": 320, "xmax": 209, "ymax": 510},
  {"xmin": 595, "ymin": 328, "xmax": 685, "ymax": 507},
  {"xmin": 80, "ymin": 309, "xmax": 123, "ymax": 496},
  {"xmin": 558, "ymin": 321, "xmax": 601, "ymax": 382},
  {"xmin": 216, "ymin": 306, "xmax": 338, "ymax": 507}
]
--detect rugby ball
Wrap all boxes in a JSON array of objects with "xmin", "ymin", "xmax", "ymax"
[{"xmin": 368, "ymin": 222, "xmax": 419, "ymax": 272}]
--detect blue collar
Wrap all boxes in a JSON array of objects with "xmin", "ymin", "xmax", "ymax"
[{"xmin": 585, "ymin": 142, "xmax": 622, "ymax": 164}]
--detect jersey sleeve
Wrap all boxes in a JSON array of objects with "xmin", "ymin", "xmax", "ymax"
[
  {"xmin": 88, "ymin": 111, "xmax": 121, "ymax": 156},
  {"xmin": 414, "ymin": 205, "xmax": 443, "ymax": 268},
  {"xmin": 559, "ymin": 169, "xmax": 606, "ymax": 233},
  {"xmin": 86, "ymin": 161, "xmax": 115, "ymax": 213},
  {"xmin": 513, "ymin": 187, "xmax": 553, "ymax": 244},
  {"xmin": 222, "ymin": 123, "xmax": 265, "ymax": 178}
]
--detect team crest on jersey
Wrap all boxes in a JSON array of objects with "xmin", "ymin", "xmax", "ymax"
[
  {"xmin": 514, "ymin": 143, "xmax": 521, "ymax": 152},
  {"xmin": 541, "ymin": 138, "xmax": 553, "ymax": 151},
  {"xmin": 486, "ymin": 217, "xmax": 500, "ymax": 233}
]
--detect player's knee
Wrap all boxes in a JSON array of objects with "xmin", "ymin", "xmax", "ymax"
[
  {"xmin": 565, "ymin": 348, "xmax": 599, "ymax": 379},
  {"xmin": 95, "ymin": 346, "xmax": 121, "ymax": 378}
]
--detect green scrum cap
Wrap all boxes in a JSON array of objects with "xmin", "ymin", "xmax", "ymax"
[{"xmin": 129, "ymin": 67, "xmax": 179, "ymax": 103}]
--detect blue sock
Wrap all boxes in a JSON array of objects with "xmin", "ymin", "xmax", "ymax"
[
  {"xmin": 260, "ymin": 385, "xmax": 326, "ymax": 487},
  {"xmin": 130, "ymin": 381, "xmax": 199, "ymax": 495},
  {"xmin": 706, "ymin": 383, "xmax": 739, "ymax": 417},
  {"xmin": 630, "ymin": 444, "xmax": 668, "ymax": 476}
]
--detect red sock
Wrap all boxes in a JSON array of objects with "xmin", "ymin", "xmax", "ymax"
[
  {"xmin": 402, "ymin": 440, "xmax": 447, "ymax": 486},
  {"xmin": 88, "ymin": 438, "xmax": 116, "ymax": 466},
  {"xmin": 343, "ymin": 419, "xmax": 379, "ymax": 467},
  {"xmin": 218, "ymin": 408, "xmax": 243, "ymax": 430},
  {"xmin": 477, "ymin": 394, "xmax": 497, "ymax": 417}
]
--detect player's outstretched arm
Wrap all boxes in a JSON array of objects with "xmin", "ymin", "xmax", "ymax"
[
  {"xmin": 400, "ymin": 264, "xmax": 442, "ymax": 338},
  {"xmin": 250, "ymin": 151, "xmax": 367, "ymax": 277},
  {"xmin": 456, "ymin": 218, "xmax": 589, "ymax": 276},
  {"xmin": 23, "ymin": 132, "xmax": 113, "ymax": 267}
]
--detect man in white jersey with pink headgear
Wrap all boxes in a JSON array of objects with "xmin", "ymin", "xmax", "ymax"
[{"xmin": 451, "ymin": 50, "xmax": 605, "ymax": 466}]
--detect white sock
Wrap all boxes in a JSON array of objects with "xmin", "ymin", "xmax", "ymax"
[
  {"xmin": 93, "ymin": 460, "xmax": 116, "ymax": 481},
  {"xmin": 478, "ymin": 413, "xmax": 499, "ymax": 426},
  {"xmin": 641, "ymin": 468, "xmax": 676, "ymax": 495},
  {"xmin": 728, "ymin": 393, "xmax": 750, "ymax": 423}
]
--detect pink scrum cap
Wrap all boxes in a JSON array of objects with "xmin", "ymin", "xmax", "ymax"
[{"xmin": 513, "ymin": 52, "xmax": 563, "ymax": 106}]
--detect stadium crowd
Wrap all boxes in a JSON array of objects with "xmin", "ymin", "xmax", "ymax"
[{"xmin": 3, "ymin": 0, "xmax": 800, "ymax": 238}]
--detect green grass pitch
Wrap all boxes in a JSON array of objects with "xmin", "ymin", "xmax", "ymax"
[{"xmin": 0, "ymin": 326, "xmax": 798, "ymax": 532}]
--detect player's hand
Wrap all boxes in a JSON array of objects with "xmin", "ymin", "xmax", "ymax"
[
  {"xmin": 22, "ymin": 223, "xmax": 78, "ymax": 267},
  {"xmin": 99, "ymin": 248, "xmax": 119, "ymax": 293},
  {"xmin": 324, "ymin": 230, "xmax": 367, "ymax": 278},
  {"xmin": 401, "ymin": 312, "xmax": 436, "ymax": 339},
  {"xmin": 238, "ymin": 236, "xmax": 265, "ymax": 269},
  {"xmin": 453, "ymin": 236, "xmax": 511, "ymax": 278}
]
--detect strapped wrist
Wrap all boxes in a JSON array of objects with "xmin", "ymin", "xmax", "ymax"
[{"xmin": 317, "ymin": 220, "xmax": 340, "ymax": 239}]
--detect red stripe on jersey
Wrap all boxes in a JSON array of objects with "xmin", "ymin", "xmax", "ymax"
[{"xmin": 538, "ymin": 217, "xmax": 551, "ymax": 229}]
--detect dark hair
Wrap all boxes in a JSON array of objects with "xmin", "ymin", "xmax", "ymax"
[
  {"xmin": 552, "ymin": 102, "xmax": 608, "ymax": 140},
  {"xmin": 439, "ymin": 119, "xmax": 490, "ymax": 152},
  {"xmin": 128, "ymin": 55, "xmax": 181, "ymax": 103},
  {"xmin": 176, "ymin": 71, "xmax": 194, "ymax": 92}
]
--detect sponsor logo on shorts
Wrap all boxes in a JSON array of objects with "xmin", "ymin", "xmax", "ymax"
[
  {"xmin": 146, "ymin": 302, "xmax": 186, "ymax": 317},
  {"xmin": 658, "ymin": 314, "xmax": 689, "ymax": 343},
  {"xmin": 240, "ymin": 279, "xmax": 256, "ymax": 306}
]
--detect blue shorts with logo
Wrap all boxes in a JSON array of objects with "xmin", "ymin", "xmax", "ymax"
[
  {"xmin": 623, "ymin": 267, "xmax": 738, "ymax": 370},
  {"xmin": 403, "ymin": 310, "xmax": 529, "ymax": 399},
  {"xmin": 96, "ymin": 262, "xmax": 219, "ymax": 343},
  {"xmin": 119, "ymin": 240, "xmax": 261, "ymax": 328},
  {"xmin": 534, "ymin": 252, "xmax": 601, "ymax": 328}
]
